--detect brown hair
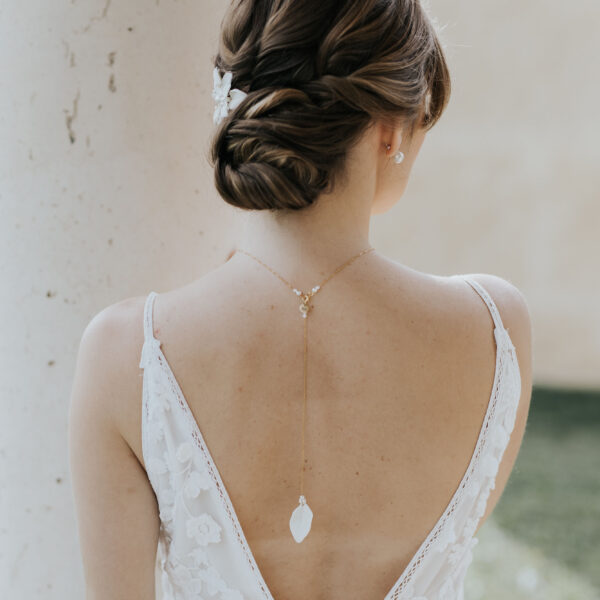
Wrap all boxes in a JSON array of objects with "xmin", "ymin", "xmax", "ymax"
[{"xmin": 209, "ymin": 0, "xmax": 451, "ymax": 212}]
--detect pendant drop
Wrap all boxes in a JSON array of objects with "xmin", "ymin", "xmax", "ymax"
[
  {"xmin": 289, "ymin": 495, "xmax": 313, "ymax": 543},
  {"xmin": 299, "ymin": 294, "xmax": 311, "ymax": 319}
]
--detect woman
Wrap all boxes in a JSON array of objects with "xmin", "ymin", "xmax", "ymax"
[{"xmin": 69, "ymin": 1, "xmax": 532, "ymax": 598}]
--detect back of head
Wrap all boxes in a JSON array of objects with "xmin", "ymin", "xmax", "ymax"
[{"xmin": 209, "ymin": 0, "xmax": 451, "ymax": 213}]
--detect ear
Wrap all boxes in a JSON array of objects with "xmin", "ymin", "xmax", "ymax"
[
  {"xmin": 378, "ymin": 118, "xmax": 404, "ymax": 157},
  {"xmin": 389, "ymin": 124, "xmax": 404, "ymax": 155}
]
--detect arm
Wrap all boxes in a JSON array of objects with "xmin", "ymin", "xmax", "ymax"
[{"xmin": 68, "ymin": 300, "xmax": 159, "ymax": 600}]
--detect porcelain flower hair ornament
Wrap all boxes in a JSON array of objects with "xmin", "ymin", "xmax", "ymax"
[{"xmin": 212, "ymin": 67, "xmax": 248, "ymax": 125}]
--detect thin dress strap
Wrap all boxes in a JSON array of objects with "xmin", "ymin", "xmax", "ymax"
[
  {"xmin": 139, "ymin": 291, "xmax": 160, "ymax": 369},
  {"xmin": 457, "ymin": 275, "xmax": 517, "ymax": 364},
  {"xmin": 143, "ymin": 291, "xmax": 159, "ymax": 341},
  {"xmin": 458, "ymin": 275, "xmax": 506, "ymax": 331}
]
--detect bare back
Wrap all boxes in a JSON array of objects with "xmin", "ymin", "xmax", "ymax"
[{"xmin": 116, "ymin": 252, "xmax": 531, "ymax": 599}]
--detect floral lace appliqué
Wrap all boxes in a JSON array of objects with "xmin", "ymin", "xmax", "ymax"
[
  {"xmin": 186, "ymin": 513, "xmax": 222, "ymax": 546},
  {"xmin": 142, "ymin": 351, "xmax": 246, "ymax": 599}
]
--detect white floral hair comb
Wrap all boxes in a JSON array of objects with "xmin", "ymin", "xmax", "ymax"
[{"xmin": 212, "ymin": 67, "xmax": 248, "ymax": 125}]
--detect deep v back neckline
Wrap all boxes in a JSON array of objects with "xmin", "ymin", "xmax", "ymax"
[{"xmin": 141, "ymin": 274, "xmax": 518, "ymax": 599}]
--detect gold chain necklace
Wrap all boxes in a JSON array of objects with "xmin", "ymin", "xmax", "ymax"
[{"xmin": 233, "ymin": 245, "xmax": 376, "ymax": 543}]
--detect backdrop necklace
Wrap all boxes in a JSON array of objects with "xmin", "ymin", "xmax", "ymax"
[{"xmin": 234, "ymin": 246, "xmax": 376, "ymax": 543}]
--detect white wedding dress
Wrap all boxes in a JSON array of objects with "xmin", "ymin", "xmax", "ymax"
[{"xmin": 138, "ymin": 274, "xmax": 521, "ymax": 600}]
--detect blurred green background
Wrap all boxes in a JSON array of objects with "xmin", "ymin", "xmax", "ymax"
[{"xmin": 466, "ymin": 387, "xmax": 600, "ymax": 599}]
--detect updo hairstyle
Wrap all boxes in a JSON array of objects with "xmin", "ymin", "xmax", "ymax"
[{"xmin": 209, "ymin": 0, "xmax": 451, "ymax": 212}]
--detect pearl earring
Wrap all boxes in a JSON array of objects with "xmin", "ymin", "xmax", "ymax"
[
  {"xmin": 393, "ymin": 150, "xmax": 405, "ymax": 164},
  {"xmin": 386, "ymin": 133, "xmax": 404, "ymax": 164}
]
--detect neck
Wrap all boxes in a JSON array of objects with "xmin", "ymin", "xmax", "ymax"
[{"xmin": 232, "ymin": 175, "xmax": 376, "ymax": 281}]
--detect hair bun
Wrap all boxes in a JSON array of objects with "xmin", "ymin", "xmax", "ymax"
[{"xmin": 211, "ymin": 86, "xmax": 345, "ymax": 211}]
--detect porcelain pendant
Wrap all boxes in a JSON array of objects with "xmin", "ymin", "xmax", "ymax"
[{"xmin": 289, "ymin": 495, "xmax": 313, "ymax": 543}]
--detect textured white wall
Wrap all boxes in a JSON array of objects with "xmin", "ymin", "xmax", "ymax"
[
  {"xmin": 1, "ymin": 0, "xmax": 598, "ymax": 598},
  {"xmin": 0, "ymin": 1, "xmax": 232, "ymax": 597}
]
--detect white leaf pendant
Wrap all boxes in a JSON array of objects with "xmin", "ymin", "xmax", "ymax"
[{"xmin": 289, "ymin": 495, "xmax": 313, "ymax": 543}]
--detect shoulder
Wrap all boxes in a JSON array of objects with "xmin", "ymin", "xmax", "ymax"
[
  {"xmin": 453, "ymin": 272, "xmax": 533, "ymax": 384},
  {"xmin": 82, "ymin": 293, "xmax": 148, "ymax": 346},
  {"xmin": 70, "ymin": 293, "xmax": 150, "ymax": 454},
  {"xmin": 462, "ymin": 272, "xmax": 533, "ymax": 390},
  {"xmin": 461, "ymin": 273, "xmax": 532, "ymax": 340},
  {"xmin": 77, "ymin": 293, "xmax": 148, "ymax": 382}
]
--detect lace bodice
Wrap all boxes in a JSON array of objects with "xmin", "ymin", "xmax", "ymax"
[{"xmin": 138, "ymin": 274, "xmax": 521, "ymax": 600}]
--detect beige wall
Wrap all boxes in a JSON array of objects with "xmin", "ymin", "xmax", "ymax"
[
  {"xmin": 384, "ymin": 0, "xmax": 600, "ymax": 388},
  {"xmin": 1, "ymin": 0, "xmax": 598, "ymax": 597}
]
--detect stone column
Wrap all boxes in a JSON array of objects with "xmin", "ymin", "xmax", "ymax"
[{"xmin": 0, "ymin": 1, "xmax": 234, "ymax": 597}]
